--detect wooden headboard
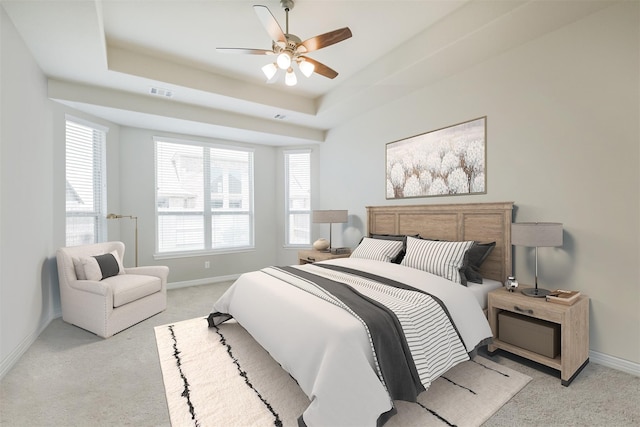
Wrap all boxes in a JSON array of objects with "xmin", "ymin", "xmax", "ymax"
[{"xmin": 366, "ymin": 202, "xmax": 514, "ymax": 283}]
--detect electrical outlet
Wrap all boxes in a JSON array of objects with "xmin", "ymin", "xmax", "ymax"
[{"xmin": 204, "ymin": 261, "xmax": 210, "ymax": 269}]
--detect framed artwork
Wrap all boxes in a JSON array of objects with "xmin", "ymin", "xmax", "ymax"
[{"xmin": 385, "ymin": 116, "xmax": 486, "ymax": 199}]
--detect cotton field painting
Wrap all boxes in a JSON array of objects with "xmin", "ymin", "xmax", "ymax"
[{"xmin": 386, "ymin": 117, "xmax": 486, "ymax": 199}]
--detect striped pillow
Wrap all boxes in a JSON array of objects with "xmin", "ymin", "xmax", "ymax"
[
  {"xmin": 401, "ymin": 237, "xmax": 474, "ymax": 284},
  {"xmin": 350, "ymin": 237, "xmax": 404, "ymax": 263}
]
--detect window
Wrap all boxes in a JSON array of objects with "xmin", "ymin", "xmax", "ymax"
[
  {"xmin": 285, "ymin": 150, "xmax": 311, "ymax": 246},
  {"xmin": 65, "ymin": 118, "xmax": 107, "ymax": 246},
  {"xmin": 155, "ymin": 138, "xmax": 254, "ymax": 254}
]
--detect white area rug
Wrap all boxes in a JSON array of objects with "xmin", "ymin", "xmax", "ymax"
[{"xmin": 155, "ymin": 317, "xmax": 531, "ymax": 427}]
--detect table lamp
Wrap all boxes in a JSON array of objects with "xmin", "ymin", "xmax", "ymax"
[
  {"xmin": 312, "ymin": 210, "xmax": 348, "ymax": 251},
  {"xmin": 511, "ymin": 222, "xmax": 563, "ymax": 297}
]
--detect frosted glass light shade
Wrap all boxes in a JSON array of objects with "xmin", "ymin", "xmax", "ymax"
[
  {"xmin": 299, "ymin": 60, "xmax": 315, "ymax": 78},
  {"xmin": 262, "ymin": 63, "xmax": 278, "ymax": 80},
  {"xmin": 277, "ymin": 52, "xmax": 292, "ymax": 69},
  {"xmin": 285, "ymin": 68, "xmax": 297, "ymax": 86}
]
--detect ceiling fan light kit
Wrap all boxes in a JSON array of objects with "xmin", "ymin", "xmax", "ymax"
[
  {"xmin": 298, "ymin": 59, "xmax": 315, "ymax": 77},
  {"xmin": 285, "ymin": 68, "xmax": 297, "ymax": 86},
  {"xmin": 217, "ymin": 0, "xmax": 352, "ymax": 87},
  {"xmin": 276, "ymin": 51, "xmax": 292, "ymax": 69},
  {"xmin": 262, "ymin": 62, "xmax": 278, "ymax": 80}
]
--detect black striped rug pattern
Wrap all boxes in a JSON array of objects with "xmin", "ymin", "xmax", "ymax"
[{"xmin": 156, "ymin": 318, "xmax": 531, "ymax": 427}]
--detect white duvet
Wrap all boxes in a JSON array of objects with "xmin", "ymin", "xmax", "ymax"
[{"xmin": 211, "ymin": 258, "xmax": 493, "ymax": 426}]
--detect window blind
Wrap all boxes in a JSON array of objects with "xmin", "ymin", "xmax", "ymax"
[
  {"xmin": 285, "ymin": 150, "xmax": 311, "ymax": 246},
  {"xmin": 65, "ymin": 118, "xmax": 107, "ymax": 246},
  {"xmin": 155, "ymin": 138, "xmax": 254, "ymax": 254}
]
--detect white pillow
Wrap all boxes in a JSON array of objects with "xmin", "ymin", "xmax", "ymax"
[
  {"xmin": 72, "ymin": 257, "xmax": 87, "ymax": 280},
  {"xmin": 81, "ymin": 250, "xmax": 124, "ymax": 281},
  {"xmin": 401, "ymin": 237, "xmax": 474, "ymax": 284},
  {"xmin": 350, "ymin": 237, "xmax": 404, "ymax": 263}
]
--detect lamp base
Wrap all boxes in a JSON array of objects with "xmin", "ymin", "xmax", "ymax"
[{"xmin": 521, "ymin": 287, "xmax": 551, "ymax": 298}]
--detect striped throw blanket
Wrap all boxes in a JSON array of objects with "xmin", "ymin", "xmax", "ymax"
[{"xmin": 261, "ymin": 263, "xmax": 469, "ymax": 403}]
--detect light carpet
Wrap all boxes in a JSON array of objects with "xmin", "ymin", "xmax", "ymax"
[{"xmin": 155, "ymin": 317, "xmax": 531, "ymax": 427}]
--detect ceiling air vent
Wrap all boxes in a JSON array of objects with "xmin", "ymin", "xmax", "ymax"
[{"xmin": 149, "ymin": 87, "xmax": 173, "ymax": 98}]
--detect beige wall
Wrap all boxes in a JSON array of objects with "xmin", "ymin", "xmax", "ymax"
[
  {"xmin": 1, "ymin": 7, "xmax": 55, "ymax": 372},
  {"xmin": 317, "ymin": 3, "xmax": 639, "ymax": 365},
  {"xmin": 1, "ymin": 5, "xmax": 125, "ymax": 374}
]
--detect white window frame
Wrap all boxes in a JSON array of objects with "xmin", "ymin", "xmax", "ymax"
[
  {"xmin": 154, "ymin": 137, "xmax": 255, "ymax": 257},
  {"xmin": 65, "ymin": 116, "xmax": 108, "ymax": 246},
  {"xmin": 284, "ymin": 149, "xmax": 311, "ymax": 247}
]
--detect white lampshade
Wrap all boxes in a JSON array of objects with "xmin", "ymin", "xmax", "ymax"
[
  {"xmin": 285, "ymin": 68, "xmax": 297, "ymax": 86},
  {"xmin": 277, "ymin": 52, "xmax": 292, "ymax": 69},
  {"xmin": 261, "ymin": 63, "xmax": 278, "ymax": 80},
  {"xmin": 299, "ymin": 60, "xmax": 315, "ymax": 78}
]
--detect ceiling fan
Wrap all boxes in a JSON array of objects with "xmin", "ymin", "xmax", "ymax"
[{"xmin": 216, "ymin": 0, "xmax": 352, "ymax": 86}]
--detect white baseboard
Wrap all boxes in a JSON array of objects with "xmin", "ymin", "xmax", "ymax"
[
  {"xmin": 590, "ymin": 350, "xmax": 640, "ymax": 377},
  {"xmin": 167, "ymin": 274, "xmax": 240, "ymax": 290},
  {"xmin": 0, "ymin": 313, "xmax": 54, "ymax": 380}
]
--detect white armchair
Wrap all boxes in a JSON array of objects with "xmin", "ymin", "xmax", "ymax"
[{"xmin": 56, "ymin": 241, "xmax": 169, "ymax": 338}]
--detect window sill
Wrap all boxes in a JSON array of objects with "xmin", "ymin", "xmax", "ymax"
[
  {"xmin": 283, "ymin": 244, "xmax": 312, "ymax": 249},
  {"xmin": 154, "ymin": 247, "xmax": 255, "ymax": 260}
]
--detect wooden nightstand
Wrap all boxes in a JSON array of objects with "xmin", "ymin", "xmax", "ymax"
[
  {"xmin": 487, "ymin": 286, "xmax": 589, "ymax": 386},
  {"xmin": 298, "ymin": 249, "xmax": 351, "ymax": 265}
]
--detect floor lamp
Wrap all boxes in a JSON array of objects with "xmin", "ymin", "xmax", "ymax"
[
  {"xmin": 107, "ymin": 213, "xmax": 138, "ymax": 267},
  {"xmin": 312, "ymin": 210, "xmax": 348, "ymax": 251},
  {"xmin": 511, "ymin": 222, "xmax": 563, "ymax": 297}
]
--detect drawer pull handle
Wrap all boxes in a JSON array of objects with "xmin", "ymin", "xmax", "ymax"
[
  {"xmin": 514, "ymin": 305, "xmax": 533, "ymax": 315},
  {"xmin": 307, "ymin": 257, "xmax": 315, "ymax": 262}
]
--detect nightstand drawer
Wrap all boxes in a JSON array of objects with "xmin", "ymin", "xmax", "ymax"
[{"xmin": 489, "ymin": 293, "xmax": 563, "ymax": 323}]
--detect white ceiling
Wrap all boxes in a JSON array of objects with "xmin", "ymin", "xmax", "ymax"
[{"xmin": 2, "ymin": 0, "xmax": 615, "ymax": 146}]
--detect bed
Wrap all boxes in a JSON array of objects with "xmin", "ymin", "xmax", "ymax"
[{"xmin": 208, "ymin": 201, "xmax": 514, "ymax": 426}]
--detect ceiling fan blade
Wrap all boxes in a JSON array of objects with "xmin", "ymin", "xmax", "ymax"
[
  {"xmin": 253, "ymin": 5, "xmax": 286, "ymax": 43},
  {"xmin": 299, "ymin": 27, "xmax": 352, "ymax": 53},
  {"xmin": 300, "ymin": 56, "xmax": 339, "ymax": 79},
  {"xmin": 216, "ymin": 48, "xmax": 274, "ymax": 55}
]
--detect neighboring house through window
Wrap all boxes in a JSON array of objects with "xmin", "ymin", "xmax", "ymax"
[
  {"xmin": 65, "ymin": 117, "xmax": 107, "ymax": 246},
  {"xmin": 285, "ymin": 149, "xmax": 311, "ymax": 246},
  {"xmin": 155, "ymin": 137, "xmax": 254, "ymax": 255}
]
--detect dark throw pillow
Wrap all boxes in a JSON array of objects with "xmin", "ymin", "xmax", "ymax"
[
  {"xmin": 459, "ymin": 242, "xmax": 496, "ymax": 286},
  {"xmin": 93, "ymin": 253, "xmax": 121, "ymax": 280}
]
